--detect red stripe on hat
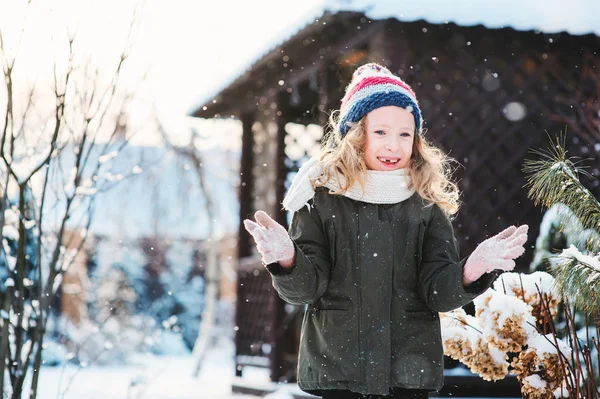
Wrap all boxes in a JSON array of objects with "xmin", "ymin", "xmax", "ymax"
[{"xmin": 341, "ymin": 76, "xmax": 417, "ymax": 107}]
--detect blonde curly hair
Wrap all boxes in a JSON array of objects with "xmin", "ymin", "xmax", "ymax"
[{"xmin": 313, "ymin": 110, "xmax": 461, "ymax": 216}]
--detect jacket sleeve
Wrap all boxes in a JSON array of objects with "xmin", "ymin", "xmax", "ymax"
[
  {"xmin": 265, "ymin": 202, "xmax": 332, "ymax": 305},
  {"xmin": 418, "ymin": 204, "xmax": 497, "ymax": 312}
]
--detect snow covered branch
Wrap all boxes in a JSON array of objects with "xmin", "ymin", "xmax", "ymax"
[
  {"xmin": 441, "ymin": 272, "xmax": 598, "ymax": 399},
  {"xmin": 0, "ymin": 1, "xmax": 145, "ymax": 397}
]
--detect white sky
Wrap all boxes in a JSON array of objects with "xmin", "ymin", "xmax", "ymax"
[
  {"xmin": 136, "ymin": 0, "xmax": 325, "ymax": 141},
  {"xmin": 3, "ymin": 0, "xmax": 597, "ymax": 147},
  {"xmin": 0, "ymin": 0, "xmax": 324, "ymax": 147}
]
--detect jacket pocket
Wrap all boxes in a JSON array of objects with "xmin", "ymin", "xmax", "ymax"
[
  {"xmin": 402, "ymin": 289, "xmax": 438, "ymax": 319},
  {"xmin": 310, "ymin": 307, "xmax": 360, "ymax": 381},
  {"xmin": 404, "ymin": 308, "xmax": 438, "ymax": 321},
  {"xmin": 311, "ymin": 305, "xmax": 349, "ymax": 314},
  {"xmin": 398, "ymin": 290, "xmax": 430, "ymax": 312}
]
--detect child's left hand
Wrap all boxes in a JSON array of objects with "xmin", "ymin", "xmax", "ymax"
[{"xmin": 463, "ymin": 224, "xmax": 528, "ymax": 285}]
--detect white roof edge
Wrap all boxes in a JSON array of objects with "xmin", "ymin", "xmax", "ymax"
[{"xmin": 330, "ymin": 0, "xmax": 600, "ymax": 36}]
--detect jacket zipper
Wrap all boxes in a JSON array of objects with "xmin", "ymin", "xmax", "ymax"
[{"xmin": 355, "ymin": 204, "xmax": 364, "ymax": 379}]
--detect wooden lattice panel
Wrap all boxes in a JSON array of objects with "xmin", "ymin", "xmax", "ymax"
[
  {"xmin": 235, "ymin": 258, "xmax": 276, "ymax": 372},
  {"xmin": 386, "ymin": 23, "xmax": 600, "ymax": 266},
  {"xmin": 251, "ymin": 120, "xmax": 278, "ymax": 219}
]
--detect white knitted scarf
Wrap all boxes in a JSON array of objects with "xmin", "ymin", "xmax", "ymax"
[{"xmin": 282, "ymin": 157, "xmax": 415, "ymax": 212}]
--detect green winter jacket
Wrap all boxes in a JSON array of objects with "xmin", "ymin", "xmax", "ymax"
[{"xmin": 267, "ymin": 188, "xmax": 496, "ymax": 396}]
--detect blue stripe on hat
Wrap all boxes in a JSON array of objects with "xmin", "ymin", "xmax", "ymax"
[{"xmin": 339, "ymin": 91, "xmax": 422, "ymax": 137}]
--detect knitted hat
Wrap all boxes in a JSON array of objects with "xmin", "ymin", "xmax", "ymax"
[{"xmin": 338, "ymin": 63, "xmax": 423, "ymax": 137}]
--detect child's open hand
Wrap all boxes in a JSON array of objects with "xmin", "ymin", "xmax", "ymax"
[
  {"xmin": 463, "ymin": 224, "xmax": 528, "ymax": 284},
  {"xmin": 243, "ymin": 211, "xmax": 295, "ymax": 268}
]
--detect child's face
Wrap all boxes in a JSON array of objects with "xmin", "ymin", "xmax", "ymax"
[{"xmin": 363, "ymin": 106, "xmax": 415, "ymax": 171}]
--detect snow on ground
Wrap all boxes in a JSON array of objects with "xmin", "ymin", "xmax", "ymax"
[
  {"xmin": 32, "ymin": 335, "xmax": 521, "ymax": 399},
  {"xmin": 37, "ymin": 338, "xmax": 272, "ymax": 399}
]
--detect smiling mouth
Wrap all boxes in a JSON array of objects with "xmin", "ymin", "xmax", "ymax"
[{"xmin": 377, "ymin": 157, "xmax": 400, "ymax": 165}]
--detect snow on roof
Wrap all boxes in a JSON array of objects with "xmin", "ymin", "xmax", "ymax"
[
  {"xmin": 190, "ymin": 0, "xmax": 599, "ymax": 115},
  {"xmin": 328, "ymin": 0, "xmax": 600, "ymax": 36}
]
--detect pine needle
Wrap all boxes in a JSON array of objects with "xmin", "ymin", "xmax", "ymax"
[
  {"xmin": 551, "ymin": 254, "xmax": 600, "ymax": 314},
  {"xmin": 523, "ymin": 134, "xmax": 600, "ymax": 251},
  {"xmin": 523, "ymin": 133, "xmax": 600, "ymax": 314}
]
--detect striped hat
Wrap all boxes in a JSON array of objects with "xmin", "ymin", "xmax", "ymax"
[{"xmin": 338, "ymin": 63, "xmax": 422, "ymax": 137}]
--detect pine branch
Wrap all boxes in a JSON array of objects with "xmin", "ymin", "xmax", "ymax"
[
  {"xmin": 553, "ymin": 250, "xmax": 600, "ymax": 314},
  {"xmin": 523, "ymin": 134, "xmax": 600, "ymax": 251},
  {"xmin": 524, "ymin": 134, "xmax": 600, "ymax": 317}
]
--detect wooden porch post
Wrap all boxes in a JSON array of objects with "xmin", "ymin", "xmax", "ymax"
[
  {"xmin": 318, "ymin": 63, "xmax": 330, "ymax": 127},
  {"xmin": 235, "ymin": 111, "xmax": 255, "ymax": 377},
  {"xmin": 275, "ymin": 92, "xmax": 289, "ymax": 230},
  {"xmin": 237, "ymin": 112, "xmax": 255, "ymax": 259},
  {"xmin": 270, "ymin": 90, "xmax": 292, "ymax": 382}
]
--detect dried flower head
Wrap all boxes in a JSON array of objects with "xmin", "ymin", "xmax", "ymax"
[
  {"xmin": 510, "ymin": 334, "xmax": 570, "ymax": 399},
  {"xmin": 468, "ymin": 336, "xmax": 509, "ymax": 381},
  {"xmin": 440, "ymin": 309, "xmax": 479, "ymax": 362},
  {"xmin": 474, "ymin": 288, "xmax": 536, "ymax": 353},
  {"xmin": 494, "ymin": 272, "xmax": 560, "ymax": 322}
]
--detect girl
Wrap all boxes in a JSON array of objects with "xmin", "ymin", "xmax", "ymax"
[{"xmin": 244, "ymin": 63, "xmax": 528, "ymax": 399}]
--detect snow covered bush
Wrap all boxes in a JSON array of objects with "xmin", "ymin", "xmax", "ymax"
[
  {"xmin": 442, "ymin": 270, "xmax": 598, "ymax": 399},
  {"xmin": 57, "ymin": 236, "xmax": 206, "ymax": 365},
  {"xmin": 440, "ymin": 271, "xmax": 594, "ymax": 399}
]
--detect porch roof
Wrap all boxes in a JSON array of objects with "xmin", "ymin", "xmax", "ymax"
[{"xmin": 189, "ymin": 0, "xmax": 600, "ymax": 118}]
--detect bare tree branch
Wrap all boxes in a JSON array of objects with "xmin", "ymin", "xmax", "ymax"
[{"xmin": 1, "ymin": 2, "xmax": 147, "ymax": 396}]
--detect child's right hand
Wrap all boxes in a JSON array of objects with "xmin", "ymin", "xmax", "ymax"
[
  {"xmin": 243, "ymin": 210, "xmax": 295, "ymax": 268},
  {"xmin": 463, "ymin": 224, "xmax": 528, "ymax": 285}
]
